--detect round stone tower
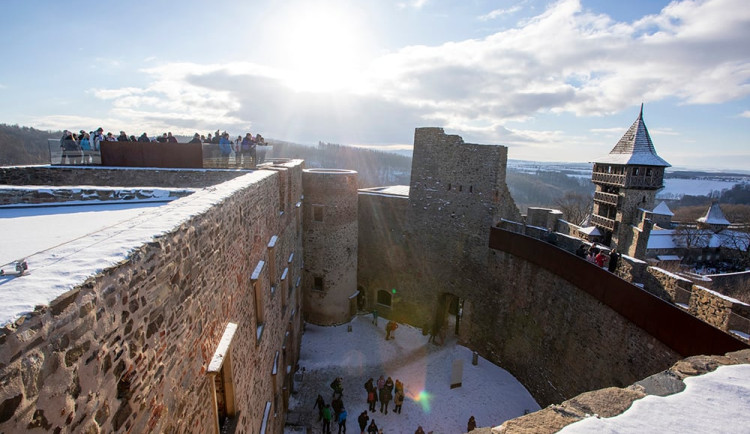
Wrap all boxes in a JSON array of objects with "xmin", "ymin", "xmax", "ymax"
[{"xmin": 302, "ymin": 168, "xmax": 358, "ymax": 325}]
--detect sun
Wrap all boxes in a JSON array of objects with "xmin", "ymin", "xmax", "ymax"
[{"xmin": 274, "ymin": 2, "xmax": 369, "ymax": 92}]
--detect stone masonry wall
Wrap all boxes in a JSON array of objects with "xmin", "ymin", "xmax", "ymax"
[
  {"xmin": 0, "ymin": 166, "xmax": 304, "ymax": 433},
  {"xmin": 462, "ymin": 249, "xmax": 681, "ymax": 407},
  {"xmin": 0, "ymin": 186, "xmax": 193, "ymax": 206},
  {"xmin": 643, "ymin": 267, "xmax": 694, "ymax": 305},
  {"xmin": 0, "ymin": 166, "xmax": 245, "ymax": 188}
]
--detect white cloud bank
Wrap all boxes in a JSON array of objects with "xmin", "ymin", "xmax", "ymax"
[{"xmin": 56, "ymin": 0, "xmax": 750, "ymax": 161}]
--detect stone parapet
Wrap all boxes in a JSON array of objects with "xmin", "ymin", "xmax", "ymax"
[{"xmin": 0, "ymin": 165, "xmax": 304, "ymax": 433}]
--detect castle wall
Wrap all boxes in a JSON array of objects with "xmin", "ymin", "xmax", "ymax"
[
  {"xmin": 0, "ymin": 165, "xmax": 304, "ymax": 433},
  {"xmin": 0, "ymin": 166, "xmax": 245, "ymax": 188},
  {"xmin": 302, "ymin": 169, "xmax": 359, "ymax": 325},
  {"xmin": 0, "ymin": 186, "xmax": 193, "ymax": 206}
]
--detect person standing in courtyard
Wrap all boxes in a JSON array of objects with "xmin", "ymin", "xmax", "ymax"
[
  {"xmin": 393, "ymin": 387, "xmax": 404, "ymax": 414},
  {"xmin": 314, "ymin": 394, "xmax": 325, "ymax": 421},
  {"xmin": 322, "ymin": 403, "xmax": 333, "ymax": 434},
  {"xmin": 358, "ymin": 410, "xmax": 369, "ymax": 434},
  {"xmin": 415, "ymin": 426, "xmax": 425, "ymax": 434},
  {"xmin": 380, "ymin": 377, "xmax": 393, "ymax": 414},
  {"xmin": 365, "ymin": 378, "xmax": 377, "ymax": 411},
  {"xmin": 367, "ymin": 420, "xmax": 378, "ymax": 434},
  {"xmin": 337, "ymin": 405, "xmax": 347, "ymax": 434},
  {"xmin": 372, "ymin": 309, "xmax": 378, "ymax": 325},
  {"xmin": 385, "ymin": 320, "xmax": 398, "ymax": 340},
  {"xmin": 467, "ymin": 415, "xmax": 477, "ymax": 431}
]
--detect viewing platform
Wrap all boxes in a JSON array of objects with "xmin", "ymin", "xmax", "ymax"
[{"xmin": 47, "ymin": 139, "xmax": 275, "ymax": 169}]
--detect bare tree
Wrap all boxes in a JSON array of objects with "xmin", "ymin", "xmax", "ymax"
[
  {"xmin": 672, "ymin": 224, "xmax": 712, "ymax": 250},
  {"xmin": 719, "ymin": 229, "xmax": 750, "ymax": 268},
  {"xmin": 555, "ymin": 192, "xmax": 592, "ymax": 225}
]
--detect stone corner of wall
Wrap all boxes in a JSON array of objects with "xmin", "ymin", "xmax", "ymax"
[{"xmin": 496, "ymin": 350, "xmax": 750, "ymax": 433}]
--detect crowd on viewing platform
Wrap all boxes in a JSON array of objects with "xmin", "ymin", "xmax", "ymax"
[{"xmin": 55, "ymin": 127, "xmax": 270, "ymax": 169}]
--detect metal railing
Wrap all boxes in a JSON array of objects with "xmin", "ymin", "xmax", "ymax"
[{"xmin": 47, "ymin": 139, "xmax": 101, "ymax": 165}]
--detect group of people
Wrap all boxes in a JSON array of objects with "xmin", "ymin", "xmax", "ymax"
[
  {"xmin": 58, "ymin": 127, "xmax": 269, "ymax": 167},
  {"xmin": 314, "ymin": 374, "xmax": 424, "ymax": 434},
  {"xmin": 575, "ymin": 243, "xmax": 620, "ymax": 272},
  {"xmin": 194, "ymin": 130, "xmax": 268, "ymax": 167}
]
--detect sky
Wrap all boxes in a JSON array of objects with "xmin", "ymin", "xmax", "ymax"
[{"xmin": 1, "ymin": 0, "xmax": 748, "ymax": 170}]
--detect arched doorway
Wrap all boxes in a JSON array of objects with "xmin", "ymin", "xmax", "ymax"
[{"xmin": 433, "ymin": 293, "xmax": 462, "ymax": 345}]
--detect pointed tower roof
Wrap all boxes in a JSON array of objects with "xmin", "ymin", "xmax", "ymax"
[
  {"xmin": 697, "ymin": 202, "xmax": 731, "ymax": 226},
  {"xmin": 593, "ymin": 104, "xmax": 671, "ymax": 167},
  {"xmin": 652, "ymin": 201, "xmax": 674, "ymax": 216}
]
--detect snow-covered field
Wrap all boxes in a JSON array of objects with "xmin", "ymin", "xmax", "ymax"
[
  {"xmin": 287, "ymin": 315, "xmax": 540, "ymax": 433},
  {"xmin": 657, "ymin": 178, "xmax": 740, "ymax": 199}
]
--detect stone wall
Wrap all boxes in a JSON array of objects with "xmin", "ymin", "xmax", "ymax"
[
  {"xmin": 0, "ymin": 186, "xmax": 193, "ymax": 206},
  {"xmin": 0, "ymin": 166, "xmax": 245, "ymax": 188},
  {"xmin": 705, "ymin": 271, "xmax": 750, "ymax": 304},
  {"xmin": 302, "ymin": 169, "xmax": 359, "ymax": 325},
  {"xmin": 689, "ymin": 286, "xmax": 750, "ymax": 335},
  {"xmin": 494, "ymin": 349, "xmax": 750, "ymax": 433},
  {"xmin": 0, "ymin": 164, "xmax": 305, "ymax": 433},
  {"xmin": 643, "ymin": 267, "xmax": 694, "ymax": 305}
]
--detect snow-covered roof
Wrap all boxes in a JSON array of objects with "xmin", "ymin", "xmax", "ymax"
[
  {"xmin": 592, "ymin": 105, "xmax": 671, "ymax": 167},
  {"xmin": 697, "ymin": 202, "xmax": 731, "ymax": 226},
  {"xmin": 656, "ymin": 255, "xmax": 682, "ymax": 261},
  {"xmin": 647, "ymin": 230, "xmax": 678, "ymax": 249},
  {"xmin": 358, "ymin": 185, "xmax": 410, "ymax": 197},
  {"xmin": 579, "ymin": 226, "xmax": 602, "ymax": 236},
  {"xmin": 652, "ymin": 201, "xmax": 674, "ymax": 216}
]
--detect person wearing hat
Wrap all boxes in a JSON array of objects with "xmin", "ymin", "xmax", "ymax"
[
  {"xmin": 188, "ymin": 133, "xmax": 202, "ymax": 144},
  {"xmin": 117, "ymin": 131, "xmax": 129, "ymax": 142}
]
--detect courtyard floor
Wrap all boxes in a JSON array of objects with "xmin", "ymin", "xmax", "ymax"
[{"xmin": 285, "ymin": 314, "xmax": 540, "ymax": 433}]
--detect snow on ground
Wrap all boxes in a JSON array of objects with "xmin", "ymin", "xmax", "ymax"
[
  {"xmin": 559, "ymin": 364, "xmax": 750, "ymax": 434},
  {"xmin": 287, "ymin": 315, "xmax": 540, "ymax": 434}
]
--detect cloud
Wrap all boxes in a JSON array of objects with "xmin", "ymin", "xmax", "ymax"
[
  {"xmin": 739, "ymin": 111, "xmax": 750, "ymax": 118},
  {"xmin": 478, "ymin": 5, "xmax": 522, "ymax": 21},
  {"xmin": 59, "ymin": 0, "xmax": 750, "ymax": 163},
  {"xmin": 396, "ymin": 0, "xmax": 429, "ymax": 10}
]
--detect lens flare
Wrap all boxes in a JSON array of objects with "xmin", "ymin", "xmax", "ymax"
[{"xmin": 413, "ymin": 389, "xmax": 432, "ymax": 412}]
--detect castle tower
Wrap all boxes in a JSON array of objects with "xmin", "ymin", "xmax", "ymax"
[
  {"xmin": 302, "ymin": 168, "xmax": 359, "ymax": 325},
  {"xmin": 697, "ymin": 201, "xmax": 731, "ymax": 233},
  {"xmin": 590, "ymin": 105, "xmax": 670, "ymax": 256}
]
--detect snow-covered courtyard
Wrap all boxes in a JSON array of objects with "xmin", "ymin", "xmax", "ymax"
[{"xmin": 286, "ymin": 315, "xmax": 540, "ymax": 433}]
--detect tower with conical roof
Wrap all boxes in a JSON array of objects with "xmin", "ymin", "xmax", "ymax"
[
  {"xmin": 590, "ymin": 105, "xmax": 671, "ymax": 256},
  {"xmin": 697, "ymin": 201, "xmax": 731, "ymax": 233}
]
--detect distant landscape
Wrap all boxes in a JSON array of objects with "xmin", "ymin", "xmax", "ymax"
[{"xmin": 2, "ymin": 123, "xmax": 748, "ymax": 224}]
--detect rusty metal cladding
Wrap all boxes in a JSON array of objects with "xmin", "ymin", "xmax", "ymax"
[
  {"xmin": 488, "ymin": 227, "xmax": 748, "ymax": 357},
  {"xmin": 100, "ymin": 142, "xmax": 204, "ymax": 168}
]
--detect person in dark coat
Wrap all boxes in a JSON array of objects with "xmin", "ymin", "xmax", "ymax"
[
  {"xmin": 608, "ymin": 249, "xmax": 620, "ymax": 273},
  {"xmin": 332, "ymin": 396, "xmax": 344, "ymax": 421},
  {"xmin": 415, "ymin": 426, "xmax": 425, "ymax": 434},
  {"xmin": 314, "ymin": 394, "xmax": 325, "ymax": 421},
  {"xmin": 575, "ymin": 244, "xmax": 587, "ymax": 258},
  {"xmin": 467, "ymin": 415, "xmax": 477, "ymax": 431},
  {"xmin": 357, "ymin": 411, "xmax": 369, "ymax": 434},
  {"xmin": 379, "ymin": 377, "xmax": 394, "ymax": 414},
  {"xmin": 367, "ymin": 420, "xmax": 379, "ymax": 434},
  {"xmin": 365, "ymin": 378, "xmax": 377, "ymax": 412}
]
